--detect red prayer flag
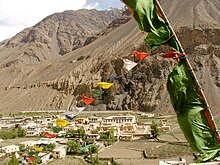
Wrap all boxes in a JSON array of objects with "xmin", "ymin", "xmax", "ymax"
[
  {"xmin": 132, "ymin": 51, "xmax": 148, "ymax": 60},
  {"xmin": 43, "ymin": 132, "xmax": 56, "ymax": 138},
  {"xmin": 82, "ymin": 94, "xmax": 95, "ymax": 105},
  {"xmin": 162, "ymin": 50, "xmax": 179, "ymax": 61},
  {"xmin": 162, "ymin": 50, "xmax": 186, "ymax": 62}
]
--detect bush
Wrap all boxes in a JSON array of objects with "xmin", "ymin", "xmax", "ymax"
[
  {"xmin": 8, "ymin": 154, "xmax": 19, "ymax": 165},
  {"xmin": 0, "ymin": 128, "xmax": 17, "ymax": 139}
]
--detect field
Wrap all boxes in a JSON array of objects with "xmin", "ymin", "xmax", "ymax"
[
  {"xmin": 98, "ymin": 140, "xmax": 194, "ymax": 165},
  {"xmin": 97, "ymin": 114, "xmax": 195, "ymax": 165}
]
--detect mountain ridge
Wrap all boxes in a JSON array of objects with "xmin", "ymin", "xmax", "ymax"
[{"xmin": 0, "ymin": 0, "xmax": 219, "ymax": 114}]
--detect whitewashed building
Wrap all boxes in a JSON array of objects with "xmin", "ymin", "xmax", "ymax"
[
  {"xmin": 19, "ymin": 141, "xmax": 37, "ymax": 148},
  {"xmin": 1, "ymin": 145, "xmax": 20, "ymax": 154},
  {"xmin": 86, "ymin": 134, "xmax": 100, "ymax": 140},
  {"xmin": 52, "ymin": 147, "xmax": 66, "ymax": 159},
  {"xmin": 103, "ymin": 116, "xmax": 136, "ymax": 124},
  {"xmin": 38, "ymin": 152, "xmax": 51, "ymax": 164}
]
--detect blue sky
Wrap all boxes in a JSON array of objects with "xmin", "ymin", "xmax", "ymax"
[{"xmin": 0, "ymin": 0, "xmax": 125, "ymax": 42}]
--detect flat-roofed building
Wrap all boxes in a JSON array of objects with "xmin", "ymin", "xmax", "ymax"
[
  {"xmin": 19, "ymin": 141, "xmax": 37, "ymax": 148},
  {"xmin": 88, "ymin": 116, "xmax": 102, "ymax": 123},
  {"xmin": 0, "ymin": 117, "xmax": 14, "ymax": 124},
  {"xmin": 103, "ymin": 116, "xmax": 136, "ymax": 124},
  {"xmin": 86, "ymin": 134, "xmax": 100, "ymax": 140},
  {"xmin": 1, "ymin": 145, "xmax": 20, "ymax": 154},
  {"xmin": 26, "ymin": 130, "xmax": 40, "ymax": 137}
]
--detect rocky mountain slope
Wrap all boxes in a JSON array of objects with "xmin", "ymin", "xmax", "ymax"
[
  {"xmin": 0, "ymin": 0, "xmax": 219, "ymax": 114},
  {"xmin": 0, "ymin": 8, "xmax": 126, "ymax": 67}
]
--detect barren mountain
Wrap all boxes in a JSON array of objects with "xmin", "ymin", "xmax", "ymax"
[
  {"xmin": 0, "ymin": 0, "xmax": 219, "ymax": 114},
  {"xmin": 0, "ymin": 8, "xmax": 126, "ymax": 67}
]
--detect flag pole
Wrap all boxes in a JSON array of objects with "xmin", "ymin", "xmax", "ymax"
[{"xmin": 154, "ymin": 0, "xmax": 220, "ymax": 142}]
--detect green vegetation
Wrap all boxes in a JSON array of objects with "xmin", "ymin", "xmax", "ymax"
[
  {"xmin": 0, "ymin": 127, "xmax": 26, "ymax": 140},
  {"xmin": 67, "ymin": 140, "xmax": 81, "ymax": 154},
  {"xmin": 77, "ymin": 127, "xmax": 86, "ymax": 139},
  {"xmin": 66, "ymin": 127, "xmax": 85, "ymax": 139},
  {"xmin": 88, "ymin": 145, "xmax": 99, "ymax": 165},
  {"xmin": 0, "ymin": 128, "xmax": 18, "ymax": 139},
  {"xmin": 33, "ymin": 155, "xmax": 41, "ymax": 165},
  {"xmin": 145, "ymin": 143, "xmax": 192, "ymax": 159},
  {"xmin": 91, "ymin": 129, "xmax": 99, "ymax": 134},
  {"xmin": 88, "ymin": 145, "xmax": 98, "ymax": 158},
  {"xmin": 17, "ymin": 127, "xmax": 26, "ymax": 137},
  {"xmin": 19, "ymin": 144, "xmax": 26, "ymax": 152},
  {"xmin": 150, "ymin": 121, "xmax": 160, "ymax": 140},
  {"xmin": 45, "ymin": 143, "xmax": 56, "ymax": 152},
  {"xmin": 8, "ymin": 154, "xmax": 19, "ymax": 165},
  {"xmin": 100, "ymin": 129, "xmax": 115, "ymax": 146}
]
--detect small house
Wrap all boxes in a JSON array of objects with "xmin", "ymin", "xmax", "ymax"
[{"xmin": 52, "ymin": 147, "xmax": 66, "ymax": 159}]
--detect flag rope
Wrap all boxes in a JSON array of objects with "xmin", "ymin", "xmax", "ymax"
[{"xmin": 154, "ymin": 0, "xmax": 220, "ymax": 143}]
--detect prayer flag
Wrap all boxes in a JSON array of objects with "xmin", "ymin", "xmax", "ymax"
[
  {"xmin": 121, "ymin": 0, "xmax": 180, "ymax": 51},
  {"xmin": 56, "ymin": 117, "xmax": 69, "ymax": 127},
  {"xmin": 76, "ymin": 106, "xmax": 86, "ymax": 112},
  {"xmin": 123, "ymin": 59, "xmax": 137, "ymax": 71},
  {"xmin": 34, "ymin": 145, "xmax": 44, "ymax": 152},
  {"xmin": 65, "ymin": 106, "xmax": 86, "ymax": 120},
  {"xmin": 132, "ymin": 51, "xmax": 148, "ymax": 60},
  {"xmin": 43, "ymin": 132, "xmax": 56, "ymax": 138},
  {"xmin": 97, "ymin": 82, "xmax": 113, "ymax": 89},
  {"xmin": 92, "ymin": 89, "xmax": 105, "ymax": 97},
  {"xmin": 82, "ymin": 94, "xmax": 95, "ymax": 105},
  {"xmin": 65, "ymin": 114, "xmax": 76, "ymax": 120},
  {"xmin": 109, "ymin": 75, "xmax": 120, "ymax": 81},
  {"xmin": 51, "ymin": 126, "xmax": 62, "ymax": 133},
  {"xmin": 167, "ymin": 60, "xmax": 220, "ymax": 162}
]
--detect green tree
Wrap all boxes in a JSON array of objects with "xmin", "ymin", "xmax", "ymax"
[
  {"xmin": 45, "ymin": 143, "xmax": 56, "ymax": 152},
  {"xmin": 91, "ymin": 154, "xmax": 99, "ymax": 165},
  {"xmin": 150, "ymin": 120, "xmax": 160, "ymax": 140},
  {"xmin": 32, "ymin": 155, "xmax": 41, "ymax": 165},
  {"xmin": 100, "ymin": 129, "xmax": 115, "ymax": 145},
  {"xmin": 66, "ymin": 129, "xmax": 77, "ymax": 138},
  {"xmin": 107, "ymin": 129, "xmax": 115, "ymax": 145},
  {"xmin": 88, "ymin": 145, "xmax": 98, "ymax": 159},
  {"xmin": 8, "ymin": 154, "xmax": 19, "ymax": 165},
  {"xmin": 67, "ymin": 140, "xmax": 81, "ymax": 154},
  {"xmin": 91, "ymin": 129, "xmax": 99, "ymax": 134},
  {"xmin": 77, "ymin": 127, "xmax": 85, "ymax": 139},
  {"xmin": 17, "ymin": 127, "xmax": 26, "ymax": 137},
  {"xmin": 100, "ymin": 132, "xmax": 108, "ymax": 140},
  {"xmin": 19, "ymin": 144, "xmax": 26, "ymax": 152},
  {"xmin": 0, "ymin": 128, "xmax": 17, "ymax": 139}
]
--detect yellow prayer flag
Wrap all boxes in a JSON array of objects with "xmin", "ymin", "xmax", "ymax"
[
  {"xmin": 56, "ymin": 117, "xmax": 69, "ymax": 127},
  {"xmin": 34, "ymin": 144, "xmax": 44, "ymax": 152},
  {"xmin": 97, "ymin": 82, "xmax": 113, "ymax": 89}
]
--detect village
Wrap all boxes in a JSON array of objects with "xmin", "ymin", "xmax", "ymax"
[{"xmin": 0, "ymin": 112, "xmax": 172, "ymax": 165}]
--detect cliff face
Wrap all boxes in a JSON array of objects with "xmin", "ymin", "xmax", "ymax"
[{"xmin": 0, "ymin": 1, "xmax": 219, "ymax": 114}]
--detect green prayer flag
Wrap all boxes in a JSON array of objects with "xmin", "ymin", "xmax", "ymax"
[
  {"xmin": 167, "ymin": 60, "xmax": 220, "ymax": 162},
  {"xmin": 122, "ymin": 0, "xmax": 180, "ymax": 51},
  {"xmin": 52, "ymin": 126, "xmax": 62, "ymax": 133},
  {"xmin": 92, "ymin": 89, "xmax": 104, "ymax": 97}
]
